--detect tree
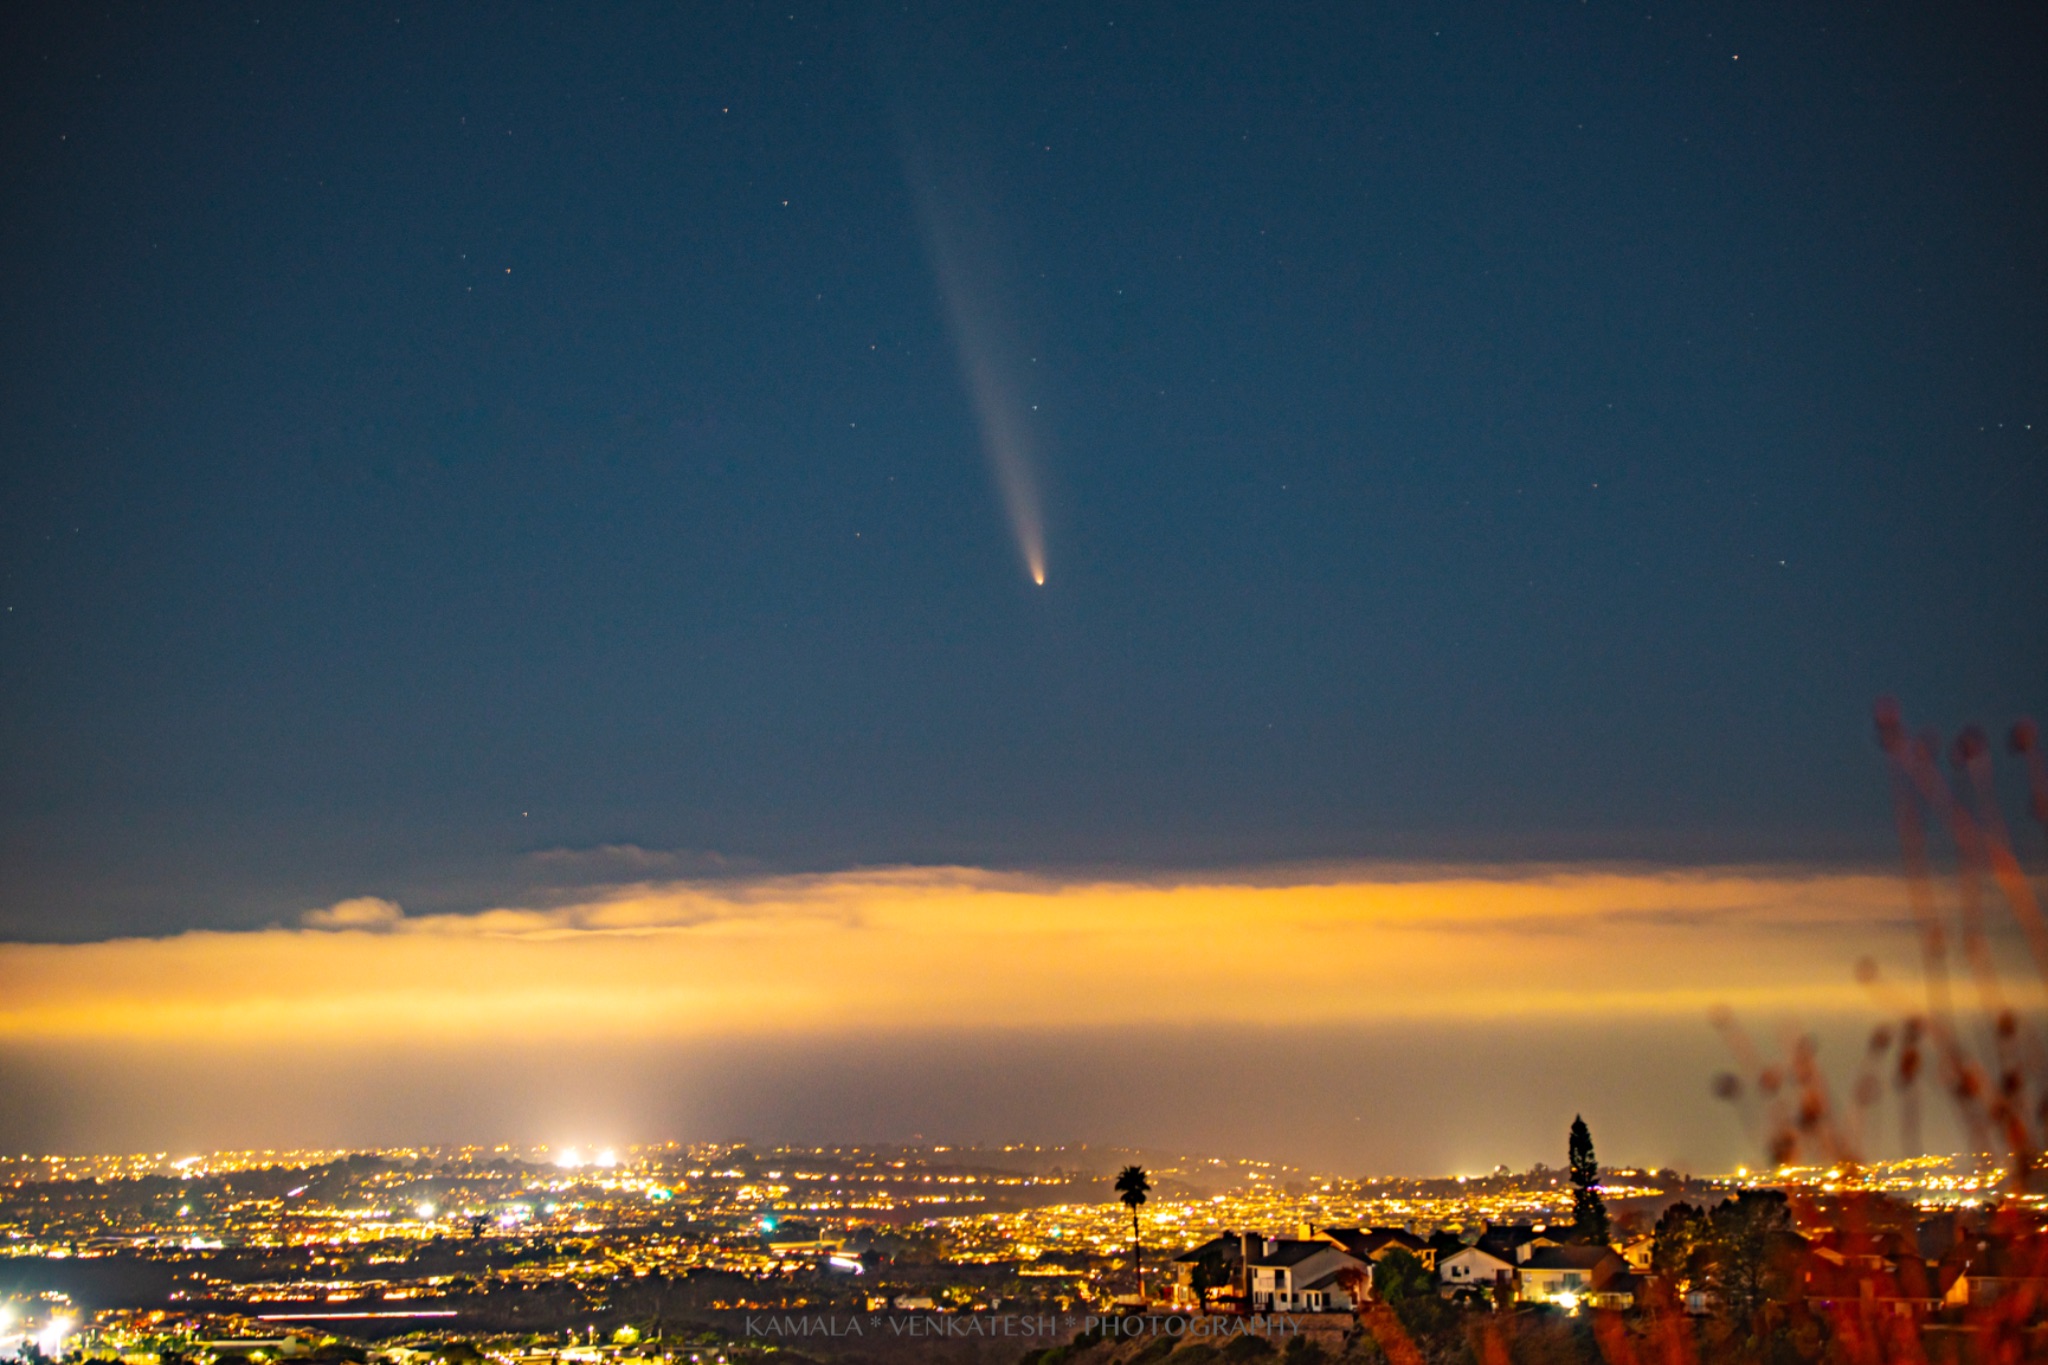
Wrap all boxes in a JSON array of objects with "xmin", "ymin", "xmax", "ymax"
[
  {"xmin": 1370, "ymin": 1249, "xmax": 1435, "ymax": 1307},
  {"xmin": 1567, "ymin": 1115, "xmax": 1610, "ymax": 1244},
  {"xmin": 1648, "ymin": 1191, "xmax": 1800, "ymax": 1327},
  {"xmin": 1368, "ymin": 1250, "xmax": 1453, "ymax": 1344},
  {"xmin": 1183, "ymin": 1237, "xmax": 1240, "ymax": 1309},
  {"xmin": 1115, "ymin": 1165, "xmax": 1152, "ymax": 1300},
  {"xmin": 1649, "ymin": 1201, "xmax": 1708, "ymax": 1282},
  {"xmin": 1703, "ymin": 1189, "xmax": 1798, "ymax": 1329},
  {"xmin": 1334, "ymin": 1263, "xmax": 1373, "ymax": 1313}
]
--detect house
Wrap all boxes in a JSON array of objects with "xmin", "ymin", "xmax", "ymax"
[
  {"xmin": 1476, "ymin": 1223, "xmax": 1564, "ymax": 1265},
  {"xmin": 1244, "ymin": 1237, "xmax": 1370, "ymax": 1313},
  {"xmin": 1516, "ymin": 1246, "xmax": 1628, "ymax": 1307},
  {"xmin": 1803, "ymin": 1243, "xmax": 1937, "ymax": 1321},
  {"xmin": 1426, "ymin": 1229, "xmax": 1469, "ymax": 1265},
  {"xmin": 1586, "ymin": 1271, "xmax": 1645, "ymax": 1312},
  {"xmin": 1169, "ymin": 1233, "xmax": 1244, "ymax": 1310},
  {"xmin": 1618, "ymin": 1234, "xmax": 1656, "ymax": 1272},
  {"xmin": 1939, "ymin": 1236, "xmax": 2048, "ymax": 1313},
  {"xmin": 1944, "ymin": 1267, "xmax": 2048, "ymax": 1312},
  {"xmin": 1322, "ymin": 1227, "xmax": 1437, "ymax": 1273},
  {"xmin": 1438, "ymin": 1245, "xmax": 1516, "ymax": 1296}
]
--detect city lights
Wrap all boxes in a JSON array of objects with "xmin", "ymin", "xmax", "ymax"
[
  {"xmin": 3, "ymin": 10, "xmax": 2040, "ymax": 1365},
  {"xmin": 0, "ymin": 1140, "xmax": 2032, "ymax": 1359}
]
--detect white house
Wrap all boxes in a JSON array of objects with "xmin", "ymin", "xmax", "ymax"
[
  {"xmin": 1438, "ymin": 1245, "xmax": 1516, "ymax": 1293},
  {"xmin": 1244, "ymin": 1238, "xmax": 1369, "ymax": 1313}
]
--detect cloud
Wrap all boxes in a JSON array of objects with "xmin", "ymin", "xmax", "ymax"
[
  {"xmin": 300, "ymin": 897, "xmax": 406, "ymax": 932},
  {"xmin": 0, "ymin": 862, "xmax": 1977, "ymax": 1049},
  {"xmin": 522, "ymin": 845, "xmax": 753, "ymax": 882}
]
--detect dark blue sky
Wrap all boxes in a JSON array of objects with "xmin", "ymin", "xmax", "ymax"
[{"xmin": 3, "ymin": 1, "xmax": 2043, "ymax": 939}]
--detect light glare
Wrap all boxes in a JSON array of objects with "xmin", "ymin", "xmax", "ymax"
[{"xmin": 38, "ymin": 1317, "xmax": 73, "ymax": 1356}]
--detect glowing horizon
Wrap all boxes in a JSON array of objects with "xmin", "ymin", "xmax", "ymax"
[{"xmin": 0, "ymin": 862, "xmax": 1989, "ymax": 1046}]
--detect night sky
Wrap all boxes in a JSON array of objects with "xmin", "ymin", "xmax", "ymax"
[{"xmin": 1, "ymin": 4, "xmax": 2045, "ymax": 1168}]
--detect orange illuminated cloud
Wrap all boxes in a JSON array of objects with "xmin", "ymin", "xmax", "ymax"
[{"xmin": 0, "ymin": 864, "xmax": 1967, "ymax": 1045}]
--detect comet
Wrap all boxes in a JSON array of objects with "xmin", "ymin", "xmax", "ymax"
[{"xmin": 905, "ymin": 158, "xmax": 1049, "ymax": 587}]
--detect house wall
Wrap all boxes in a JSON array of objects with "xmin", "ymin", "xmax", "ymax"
[
  {"xmin": 1439, "ymin": 1249, "xmax": 1512, "ymax": 1287},
  {"xmin": 1248, "ymin": 1251, "xmax": 1365, "ymax": 1312},
  {"xmin": 1519, "ymin": 1270, "xmax": 1593, "ymax": 1304}
]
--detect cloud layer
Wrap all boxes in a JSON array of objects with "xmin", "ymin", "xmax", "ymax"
[{"xmin": 0, "ymin": 864, "xmax": 1936, "ymax": 1046}]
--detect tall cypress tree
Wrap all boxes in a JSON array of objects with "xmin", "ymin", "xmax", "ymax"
[{"xmin": 1568, "ymin": 1115, "xmax": 1610, "ymax": 1245}]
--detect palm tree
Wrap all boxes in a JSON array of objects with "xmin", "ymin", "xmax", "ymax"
[{"xmin": 1115, "ymin": 1165, "xmax": 1152, "ymax": 1300}]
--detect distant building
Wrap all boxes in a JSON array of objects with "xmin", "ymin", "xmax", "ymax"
[{"xmin": 199, "ymin": 1342, "xmax": 312, "ymax": 1361}]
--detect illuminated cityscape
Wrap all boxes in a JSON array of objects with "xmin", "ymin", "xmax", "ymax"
[
  {"xmin": 0, "ymin": 1140, "xmax": 2034, "ymax": 1363},
  {"xmin": 2, "ymin": 3, "xmax": 2044, "ymax": 1364}
]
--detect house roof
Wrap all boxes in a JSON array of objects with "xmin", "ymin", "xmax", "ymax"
[
  {"xmin": 1324, "ymin": 1227, "xmax": 1429, "ymax": 1257},
  {"xmin": 1483, "ymin": 1223, "xmax": 1546, "ymax": 1241},
  {"xmin": 1172, "ymin": 1234, "xmax": 1240, "ymax": 1263},
  {"xmin": 1299, "ymin": 1268, "xmax": 1360, "ymax": 1292},
  {"xmin": 1248, "ymin": 1239, "xmax": 1343, "ymax": 1268},
  {"xmin": 1522, "ymin": 1246, "xmax": 1622, "ymax": 1272},
  {"xmin": 1475, "ymin": 1224, "xmax": 1555, "ymax": 1255}
]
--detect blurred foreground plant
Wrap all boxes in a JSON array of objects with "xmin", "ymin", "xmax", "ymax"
[{"xmin": 1690, "ymin": 699, "xmax": 2048, "ymax": 1361}]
